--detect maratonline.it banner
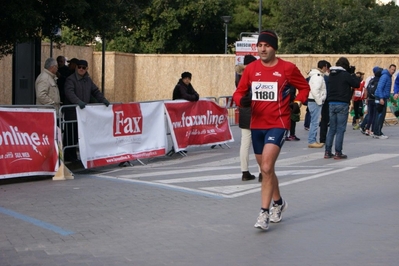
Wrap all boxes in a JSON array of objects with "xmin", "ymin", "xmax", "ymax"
[
  {"xmin": 0, "ymin": 108, "xmax": 58, "ymax": 179},
  {"xmin": 164, "ymin": 99, "xmax": 234, "ymax": 152}
]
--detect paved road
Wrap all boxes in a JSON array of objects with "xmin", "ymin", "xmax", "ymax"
[{"xmin": 1, "ymin": 122, "xmax": 399, "ymax": 265}]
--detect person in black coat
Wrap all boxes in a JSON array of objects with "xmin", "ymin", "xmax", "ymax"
[
  {"xmin": 235, "ymin": 55, "xmax": 260, "ymax": 181},
  {"xmin": 324, "ymin": 57, "xmax": 360, "ymax": 159},
  {"xmin": 172, "ymin": 72, "xmax": 199, "ymax": 101}
]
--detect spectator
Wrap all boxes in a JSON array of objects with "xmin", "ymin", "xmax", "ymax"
[
  {"xmin": 360, "ymin": 67, "xmax": 382, "ymax": 136},
  {"xmin": 285, "ymin": 84, "xmax": 301, "ymax": 141},
  {"xmin": 351, "ymin": 72, "xmax": 365, "ymax": 130},
  {"xmin": 56, "ymin": 55, "xmax": 71, "ymax": 105},
  {"xmin": 373, "ymin": 64, "xmax": 395, "ymax": 139},
  {"xmin": 35, "ymin": 57, "xmax": 61, "ymax": 115},
  {"xmin": 236, "ymin": 55, "xmax": 258, "ymax": 181},
  {"xmin": 303, "ymin": 106, "xmax": 310, "ymax": 131},
  {"xmin": 172, "ymin": 72, "xmax": 199, "ymax": 101},
  {"xmin": 324, "ymin": 57, "xmax": 360, "ymax": 159},
  {"xmin": 67, "ymin": 58, "xmax": 79, "ymax": 74},
  {"xmin": 233, "ymin": 30, "xmax": 310, "ymax": 231},
  {"xmin": 307, "ymin": 61, "xmax": 327, "ymax": 148},
  {"xmin": 63, "ymin": 59, "xmax": 110, "ymax": 162},
  {"xmin": 318, "ymin": 60, "xmax": 331, "ymax": 144}
]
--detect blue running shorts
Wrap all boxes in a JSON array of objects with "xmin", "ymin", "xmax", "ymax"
[{"xmin": 251, "ymin": 128, "xmax": 287, "ymax": 154}]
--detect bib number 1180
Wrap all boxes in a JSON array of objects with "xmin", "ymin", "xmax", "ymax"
[
  {"xmin": 251, "ymin": 82, "xmax": 278, "ymax": 101},
  {"xmin": 254, "ymin": 91, "xmax": 275, "ymax": 100}
]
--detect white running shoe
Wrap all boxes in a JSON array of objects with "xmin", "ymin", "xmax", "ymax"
[
  {"xmin": 254, "ymin": 211, "xmax": 270, "ymax": 230},
  {"xmin": 270, "ymin": 199, "xmax": 288, "ymax": 223}
]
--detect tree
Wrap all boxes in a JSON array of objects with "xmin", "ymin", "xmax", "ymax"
[
  {"xmin": 276, "ymin": 0, "xmax": 399, "ymax": 54},
  {"xmin": 228, "ymin": 0, "xmax": 280, "ymax": 40},
  {"xmin": 0, "ymin": 0, "xmax": 146, "ymax": 58},
  {"xmin": 105, "ymin": 0, "xmax": 235, "ymax": 54}
]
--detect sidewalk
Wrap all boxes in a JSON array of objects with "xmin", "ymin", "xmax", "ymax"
[{"xmin": 1, "ymin": 122, "xmax": 399, "ymax": 265}]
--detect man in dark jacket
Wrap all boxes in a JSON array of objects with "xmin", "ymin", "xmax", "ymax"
[
  {"xmin": 324, "ymin": 57, "xmax": 360, "ymax": 159},
  {"xmin": 63, "ymin": 59, "xmax": 110, "ymax": 162},
  {"xmin": 373, "ymin": 64, "xmax": 396, "ymax": 139},
  {"xmin": 172, "ymin": 72, "xmax": 199, "ymax": 101}
]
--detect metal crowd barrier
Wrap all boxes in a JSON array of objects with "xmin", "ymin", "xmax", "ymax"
[
  {"xmin": 217, "ymin": 95, "xmax": 238, "ymax": 126},
  {"xmin": 57, "ymin": 97, "xmax": 236, "ymax": 163}
]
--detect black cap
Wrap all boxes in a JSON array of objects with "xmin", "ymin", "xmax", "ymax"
[
  {"xmin": 77, "ymin": 60, "xmax": 88, "ymax": 67},
  {"xmin": 67, "ymin": 58, "xmax": 79, "ymax": 64}
]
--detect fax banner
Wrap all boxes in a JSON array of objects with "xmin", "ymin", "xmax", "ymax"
[{"xmin": 77, "ymin": 102, "xmax": 167, "ymax": 168}]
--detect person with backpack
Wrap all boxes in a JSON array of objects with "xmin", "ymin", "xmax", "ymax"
[
  {"xmin": 360, "ymin": 67, "xmax": 382, "ymax": 136},
  {"xmin": 372, "ymin": 64, "xmax": 396, "ymax": 139}
]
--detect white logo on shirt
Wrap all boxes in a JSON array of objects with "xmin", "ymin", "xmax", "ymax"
[
  {"xmin": 255, "ymin": 72, "xmax": 261, "ymax": 76},
  {"xmin": 273, "ymin": 71, "xmax": 282, "ymax": 77}
]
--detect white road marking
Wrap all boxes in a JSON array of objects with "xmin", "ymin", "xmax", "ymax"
[
  {"xmin": 201, "ymin": 184, "xmax": 260, "ymax": 194},
  {"xmin": 98, "ymin": 153, "xmax": 399, "ymax": 198},
  {"xmin": 219, "ymin": 167, "xmax": 355, "ymax": 198},
  {"xmin": 118, "ymin": 165, "xmax": 240, "ymax": 178},
  {"xmin": 154, "ymin": 168, "xmax": 332, "ymax": 184},
  {"xmin": 325, "ymin": 153, "xmax": 399, "ymax": 166},
  {"xmin": 276, "ymin": 152, "xmax": 324, "ymax": 166}
]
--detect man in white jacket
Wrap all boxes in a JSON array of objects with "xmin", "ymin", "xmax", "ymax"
[
  {"xmin": 35, "ymin": 57, "xmax": 61, "ymax": 116},
  {"xmin": 307, "ymin": 61, "xmax": 327, "ymax": 148}
]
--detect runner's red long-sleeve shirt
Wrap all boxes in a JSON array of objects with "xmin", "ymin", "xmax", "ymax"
[{"xmin": 233, "ymin": 58, "xmax": 310, "ymax": 130}]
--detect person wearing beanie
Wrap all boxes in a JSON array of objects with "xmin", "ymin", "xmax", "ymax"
[
  {"xmin": 172, "ymin": 71, "xmax": 199, "ymax": 101},
  {"xmin": 235, "ymin": 55, "xmax": 259, "ymax": 181},
  {"xmin": 233, "ymin": 29, "xmax": 310, "ymax": 231}
]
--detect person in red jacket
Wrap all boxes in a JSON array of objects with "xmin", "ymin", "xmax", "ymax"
[
  {"xmin": 233, "ymin": 30, "xmax": 310, "ymax": 231},
  {"xmin": 351, "ymin": 72, "xmax": 365, "ymax": 130}
]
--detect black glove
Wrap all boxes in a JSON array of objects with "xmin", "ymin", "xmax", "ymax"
[
  {"xmin": 290, "ymin": 102, "xmax": 300, "ymax": 114},
  {"xmin": 376, "ymin": 104, "xmax": 383, "ymax": 113},
  {"xmin": 103, "ymin": 99, "xmax": 110, "ymax": 107},
  {"xmin": 77, "ymin": 101, "xmax": 86, "ymax": 109},
  {"xmin": 240, "ymin": 94, "xmax": 252, "ymax": 107}
]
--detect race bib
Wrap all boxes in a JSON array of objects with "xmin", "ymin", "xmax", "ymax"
[
  {"xmin": 251, "ymin": 82, "xmax": 278, "ymax": 101},
  {"xmin": 354, "ymin": 90, "xmax": 362, "ymax": 97}
]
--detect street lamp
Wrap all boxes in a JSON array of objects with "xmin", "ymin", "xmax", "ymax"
[
  {"xmin": 221, "ymin": 16, "xmax": 231, "ymax": 54},
  {"xmin": 259, "ymin": 0, "xmax": 262, "ymax": 33}
]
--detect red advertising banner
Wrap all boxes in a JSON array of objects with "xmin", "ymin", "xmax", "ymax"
[
  {"xmin": 164, "ymin": 99, "xmax": 234, "ymax": 152},
  {"xmin": 0, "ymin": 108, "xmax": 58, "ymax": 179}
]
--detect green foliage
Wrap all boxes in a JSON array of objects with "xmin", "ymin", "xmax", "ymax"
[
  {"xmin": 276, "ymin": 0, "xmax": 399, "ymax": 54},
  {"xmin": 2, "ymin": 0, "xmax": 399, "ymax": 56},
  {"xmin": 126, "ymin": 0, "xmax": 235, "ymax": 53},
  {"xmin": 0, "ymin": 0, "xmax": 145, "ymax": 58}
]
